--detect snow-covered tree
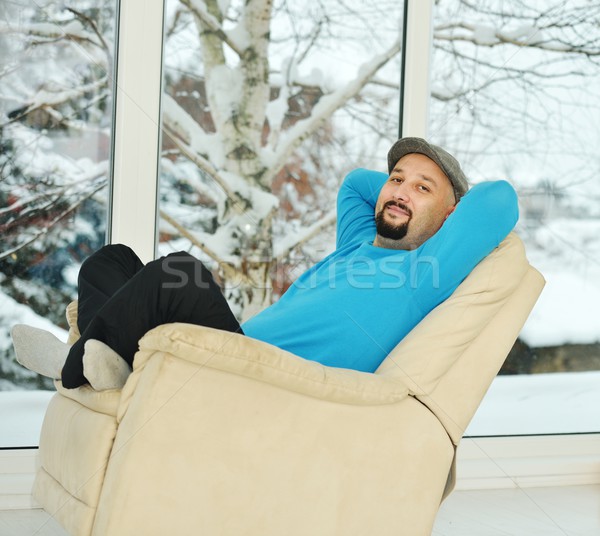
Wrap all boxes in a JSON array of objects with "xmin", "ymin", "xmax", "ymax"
[
  {"xmin": 430, "ymin": 0, "xmax": 600, "ymax": 203},
  {"xmin": 157, "ymin": 0, "xmax": 404, "ymax": 319},
  {"xmin": 1, "ymin": 0, "xmax": 600, "ymax": 388},
  {"xmin": 0, "ymin": 1, "xmax": 115, "ymax": 388},
  {"xmin": 159, "ymin": 0, "xmax": 600, "ymax": 319}
]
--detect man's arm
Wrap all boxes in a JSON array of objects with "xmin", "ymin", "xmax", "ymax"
[
  {"xmin": 415, "ymin": 180, "xmax": 519, "ymax": 311},
  {"xmin": 336, "ymin": 168, "xmax": 387, "ymax": 249}
]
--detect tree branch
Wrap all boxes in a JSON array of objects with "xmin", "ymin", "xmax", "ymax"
[
  {"xmin": 273, "ymin": 212, "xmax": 336, "ymax": 263},
  {"xmin": 263, "ymin": 34, "xmax": 402, "ymax": 186},
  {"xmin": 180, "ymin": 0, "xmax": 244, "ymax": 57},
  {"xmin": 159, "ymin": 209, "xmax": 252, "ymax": 285},
  {"xmin": 161, "ymin": 119, "xmax": 249, "ymax": 213},
  {"xmin": 434, "ymin": 23, "xmax": 600, "ymax": 56},
  {"xmin": 66, "ymin": 7, "xmax": 110, "ymax": 52},
  {"xmin": 0, "ymin": 181, "xmax": 106, "ymax": 261},
  {"xmin": 1, "ymin": 81, "xmax": 109, "ymax": 128}
]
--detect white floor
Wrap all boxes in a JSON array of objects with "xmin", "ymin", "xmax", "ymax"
[
  {"xmin": 434, "ymin": 485, "xmax": 600, "ymax": 536},
  {"xmin": 0, "ymin": 509, "xmax": 67, "ymax": 536},
  {"xmin": 1, "ymin": 485, "xmax": 598, "ymax": 536}
]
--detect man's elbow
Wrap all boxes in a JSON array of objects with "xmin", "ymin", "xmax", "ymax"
[{"xmin": 492, "ymin": 180, "xmax": 519, "ymax": 227}]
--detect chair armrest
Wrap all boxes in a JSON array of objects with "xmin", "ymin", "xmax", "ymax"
[
  {"xmin": 135, "ymin": 323, "xmax": 409, "ymax": 406},
  {"xmin": 53, "ymin": 380, "xmax": 121, "ymax": 417}
]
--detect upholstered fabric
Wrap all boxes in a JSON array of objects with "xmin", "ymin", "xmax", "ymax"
[
  {"xmin": 65, "ymin": 300, "xmax": 80, "ymax": 345},
  {"xmin": 32, "ymin": 233, "xmax": 544, "ymax": 536},
  {"xmin": 377, "ymin": 232, "xmax": 529, "ymax": 392},
  {"xmin": 33, "ymin": 390, "xmax": 119, "ymax": 536},
  {"xmin": 94, "ymin": 346, "xmax": 454, "ymax": 536},
  {"xmin": 378, "ymin": 233, "xmax": 545, "ymax": 443},
  {"xmin": 136, "ymin": 323, "xmax": 410, "ymax": 405}
]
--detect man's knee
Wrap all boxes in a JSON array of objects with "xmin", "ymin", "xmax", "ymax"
[
  {"xmin": 79, "ymin": 244, "xmax": 140, "ymax": 279},
  {"xmin": 157, "ymin": 252, "xmax": 214, "ymax": 290}
]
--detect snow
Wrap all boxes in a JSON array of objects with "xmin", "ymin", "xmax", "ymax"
[
  {"xmin": 0, "ymin": 290, "xmax": 68, "ymax": 343},
  {"xmin": 220, "ymin": 170, "xmax": 279, "ymax": 217},
  {"xmin": 205, "ymin": 64, "xmax": 243, "ymax": 123},
  {"xmin": 188, "ymin": 0, "xmax": 220, "ymax": 27},
  {"xmin": 518, "ymin": 218, "xmax": 600, "ymax": 347},
  {"xmin": 473, "ymin": 25, "xmax": 499, "ymax": 45},
  {"xmin": 217, "ymin": 0, "xmax": 231, "ymax": 14},
  {"xmin": 273, "ymin": 211, "xmax": 336, "ymax": 259},
  {"xmin": 1, "ymin": 370, "xmax": 597, "ymax": 447},
  {"xmin": 1, "ymin": 0, "xmax": 599, "ymax": 452},
  {"xmin": 62, "ymin": 19, "xmax": 86, "ymax": 38},
  {"xmin": 265, "ymin": 84, "xmax": 289, "ymax": 145},
  {"xmin": 30, "ymin": 80, "xmax": 107, "ymax": 109},
  {"xmin": 0, "ymin": 390, "xmax": 55, "ymax": 447},
  {"xmin": 504, "ymin": 24, "xmax": 539, "ymax": 42},
  {"xmin": 226, "ymin": 22, "xmax": 250, "ymax": 51},
  {"xmin": 300, "ymin": 68, "xmax": 324, "ymax": 88},
  {"xmin": 521, "ymin": 270, "xmax": 600, "ymax": 347},
  {"xmin": 163, "ymin": 93, "xmax": 224, "ymax": 167},
  {"xmin": 466, "ymin": 371, "xmax": 600, "ymax": 436}
]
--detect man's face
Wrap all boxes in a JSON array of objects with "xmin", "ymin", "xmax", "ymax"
[{"xmin": 374, "ymin": 153, "xmax": 456, "ymax": 250}]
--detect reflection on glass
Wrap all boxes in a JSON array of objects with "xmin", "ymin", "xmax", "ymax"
[
  {"xmin": 0, "ymin": 1, "xmax": 117, "ymax": 397},
  {"xmin": 430, "ymin": 1, "xmax": 600, "ymax": 433},
  {"xmin": 158, "ymin": 0, "xmax": 404, "ymax": 320}
]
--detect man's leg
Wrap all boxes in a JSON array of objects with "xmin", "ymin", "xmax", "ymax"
[
  {"xmin": 61, "ymin": 251, "xmax": 242, "ymax": 388},
  {"xmin": 77, "ymin": 244, "xmax": 144, "ymax": 333},
  {"xmin": 11, "ymin": 244, "xmax": 143, "ymax": 382}
]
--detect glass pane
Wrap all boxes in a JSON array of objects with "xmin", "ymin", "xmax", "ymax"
[
  {"xmin": 430, "ymin": 0, "xmax": 600, "ymax": 434},
  {"xmin": 0, "ymin": 1, "xmax": 117, "ymax": 445},
  {"xmin": 158, "ymin": 0, "xmax": 404, "ymax": 319}
]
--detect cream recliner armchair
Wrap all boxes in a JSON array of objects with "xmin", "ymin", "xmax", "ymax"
[{"xmin": 32, "ymin": 233, "xmax": 544, "ymax": 536}]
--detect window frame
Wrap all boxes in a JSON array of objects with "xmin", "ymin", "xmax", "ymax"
[
  {"xmin": 109, "ymin": 0, "xmax": 165, "ymax": 263},
  {"xmin": 2, "ymin": 0, "xmax": 598, "ymax": 501},
  {"xmin": 398, "ymin": 0, "xmax": 599, "ymax": 483},
  {"xmin": 104, "ymin": 0, "xmax": 600, "ymax": 450}
]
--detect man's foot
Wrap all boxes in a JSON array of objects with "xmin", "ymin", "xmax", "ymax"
[
  {"xmin": 83, "ymin": 339, "xmax": 131, "ymax": 391},
  {"xmin": 10, "ymin": 324, "xmax": 68, "ymax": 379}
]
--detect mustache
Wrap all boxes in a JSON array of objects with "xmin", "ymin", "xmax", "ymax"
[{"xmin": 383, "ymin": 200, "xmax": 412, "ymax": 217}]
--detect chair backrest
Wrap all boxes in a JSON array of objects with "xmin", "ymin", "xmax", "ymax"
[{"xmin": 376, "ymin": 232, "xmax": 545, "ymax": 444}]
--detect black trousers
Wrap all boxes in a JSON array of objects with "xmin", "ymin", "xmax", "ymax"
[{"xmin": 61, "ymin": 245, "xmax": 243, "ymax": 388}]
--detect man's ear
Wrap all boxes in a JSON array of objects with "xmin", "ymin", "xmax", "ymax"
[{"xmin": 444, "ymin": 205, "xmax": 456, "ymax": 220}]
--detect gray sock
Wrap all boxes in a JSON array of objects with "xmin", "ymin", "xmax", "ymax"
[
  {"xmin": 11, "ymin": 324, "xmax": 68, "ymax": 380},
  {"xmin": 83, "ymin": 339, "xmax": 131, "ymax": 391}
]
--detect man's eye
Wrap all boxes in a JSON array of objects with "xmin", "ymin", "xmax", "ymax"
[
  {"xmin": 418, "ymin": 185, "xmax": 430, "ymax": 192},
  {"xmin": 391, "ymin": 177, "xmax": 403, "ymax": 183}
]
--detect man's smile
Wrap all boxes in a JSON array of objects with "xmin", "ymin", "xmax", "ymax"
[{"xmin": 384, "ymin": 200, "xmax": 412, "ymax": 218}]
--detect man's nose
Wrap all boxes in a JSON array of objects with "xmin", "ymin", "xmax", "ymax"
[{"xmin": 392, "ymin": 184, "xmax": 410, "ymax": 202}]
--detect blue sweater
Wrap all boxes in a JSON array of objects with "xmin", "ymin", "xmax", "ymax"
[{"xmin": 242, "ymin": 168, "xmax": 518, "ymax": 372}]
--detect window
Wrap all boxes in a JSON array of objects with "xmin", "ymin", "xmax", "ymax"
[
  {"xmin": 157, "ymin": 0, "xmax": 404, "ymax": 319},
  {"xmin": 0, "ymin": 0, "xmax": 118, "ymax": 446},
  {"xmin": 429, "ymin": 0, "xmax": 600, "ymax": 435}
]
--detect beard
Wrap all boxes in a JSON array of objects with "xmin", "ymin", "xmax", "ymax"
[{"xmin": 375, "ymin": 201, "xmax": 412, "ymax": 240}]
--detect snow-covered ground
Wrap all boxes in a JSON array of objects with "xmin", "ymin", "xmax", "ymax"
[
  {"xmin": 0, "ymin": 390, "xmax": 55, "ymax": 447},
  {"xmin": 518, "ymin": 218, "xmax": 600, "ymax": 348},
  {"xmin": 0, "ymin": 291, "xmax": 69, "ymax": 343},
  {"xmin": 466, "ymin": 371, "xmax": 600, "ymax": 436},
  {"xmin": 1, "ymin": 370, "xmax": 598, "ymax": 447}
]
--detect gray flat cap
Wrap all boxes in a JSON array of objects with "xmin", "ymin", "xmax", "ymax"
[{"xmin": 387, "ymin": 137, "xmax": 469, "ymax": 201}]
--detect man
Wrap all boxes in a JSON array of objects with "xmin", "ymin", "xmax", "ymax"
[{"xmin": 12, "ymin": 137, "xmax": 518, "ymax": 389}]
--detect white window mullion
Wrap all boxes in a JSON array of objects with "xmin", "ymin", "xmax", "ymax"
[
  {"xmin": 110, "ymin": 0, "xmax": 165, "ymax": 263},
  {"xmin": 401, "ymin": 0, "xmax": 434, "ymax": 138}
]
